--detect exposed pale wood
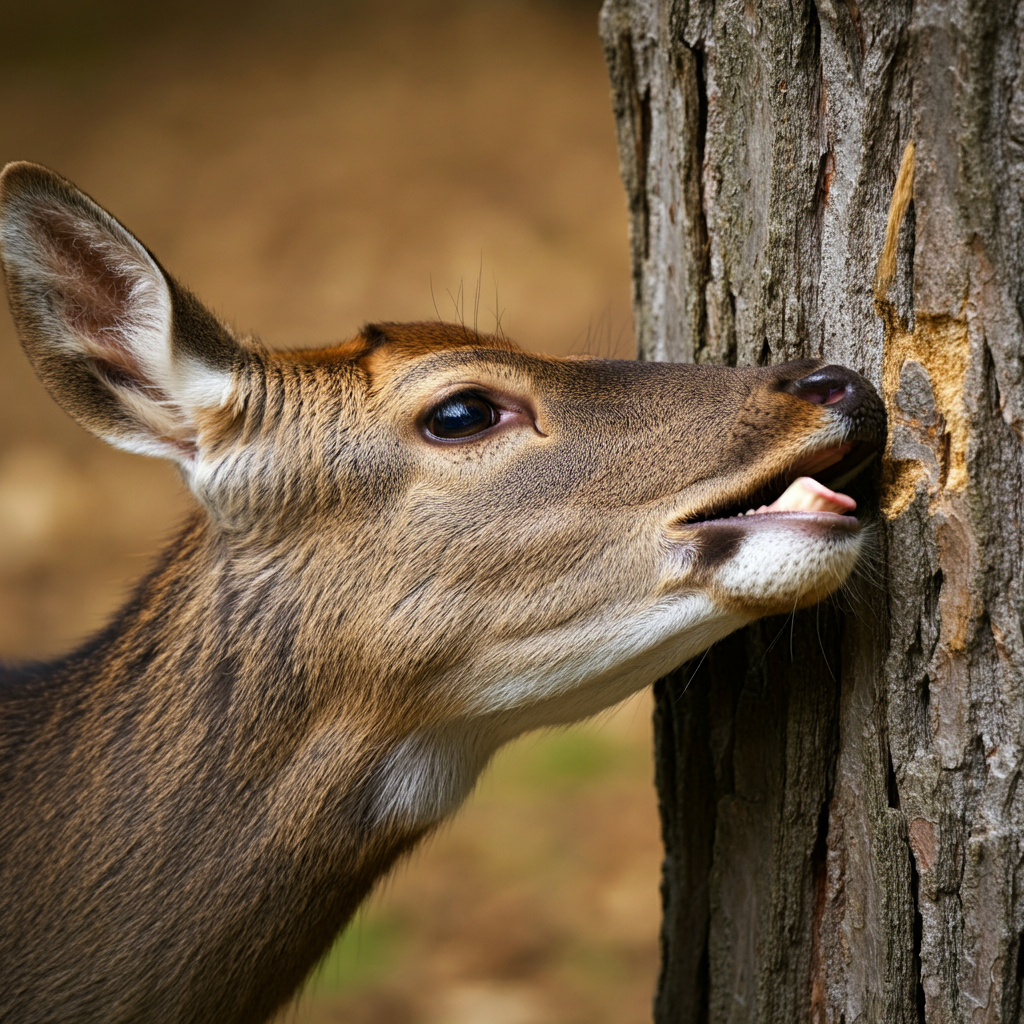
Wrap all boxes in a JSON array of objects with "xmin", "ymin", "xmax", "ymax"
[{"xmin": 601, "ymin": 1, "xmax": 1024, "ymax": 1020}]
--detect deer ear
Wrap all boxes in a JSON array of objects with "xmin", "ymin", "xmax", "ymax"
[{"xmin": 0, "ymin": 161, "xmax": 241, "ymax": 463}]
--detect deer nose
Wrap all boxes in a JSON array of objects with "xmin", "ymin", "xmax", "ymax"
[{"xmin": 782, "ymin": 364, "xmax": 864, "ymax": 408}]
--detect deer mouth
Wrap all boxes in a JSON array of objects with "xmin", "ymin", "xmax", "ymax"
[{"xmin": 682, "ymin": 439, "xmax": 879, "ymax": 529}]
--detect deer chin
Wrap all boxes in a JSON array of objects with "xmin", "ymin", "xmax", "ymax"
[{"xmin": 697, "ymin": 513, "xmax": 865, "ymax": 616}]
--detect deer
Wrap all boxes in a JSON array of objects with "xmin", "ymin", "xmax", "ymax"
[{"xmin": 0, "ymin": 161, "xmax": 885, "ymax": 1024}]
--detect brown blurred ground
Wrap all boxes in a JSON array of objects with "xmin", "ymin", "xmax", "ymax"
[{"xmin": 0, "ymin": 3, "xmax": 659, "ymax": 1021}]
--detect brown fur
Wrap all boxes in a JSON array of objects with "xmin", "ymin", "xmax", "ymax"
[{"xmin": 0, "ymin": 162, "xmax": 885, "ymax": 1024}]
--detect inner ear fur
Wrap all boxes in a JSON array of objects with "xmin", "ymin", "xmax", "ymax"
[{"xmin": 0, "ymin": 161, "xmax": 243, "ymax": 462}]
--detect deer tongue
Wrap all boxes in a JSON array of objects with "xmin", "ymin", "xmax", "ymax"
[{"xmin": 747, "ymin": 476, "xmax": 856, "ymax": 516}]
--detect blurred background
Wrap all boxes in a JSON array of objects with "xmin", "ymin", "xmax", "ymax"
[{"xmin": 0, "ymin": 2, "xmax": 660, "ymax": 1021}]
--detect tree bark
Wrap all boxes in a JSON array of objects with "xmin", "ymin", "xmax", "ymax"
[{"xmin": 600, "ymin": 2, "xmax": 1024, "ymax": 1021}]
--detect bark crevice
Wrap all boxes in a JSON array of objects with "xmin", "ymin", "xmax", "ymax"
[
  {"xmin": 910, "ymin": 847, "xmax": 926, "ymax": 1024},
  {"xmin": 676, "ymin": 37, "xmax": 710, "ymax": 363}
]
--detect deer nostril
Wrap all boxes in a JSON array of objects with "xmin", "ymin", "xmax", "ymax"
[
  {"xmin": 803, "ymin": 383, "xmax": 847, "ymax": 405},
  {"xmin": 783, "ymin": 365, "xmax": 860, "ymax": 407}
]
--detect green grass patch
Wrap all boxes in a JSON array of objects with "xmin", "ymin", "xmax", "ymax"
[
  {"xmin": 484, "ymin": 727, "xmax": 640, "ymax": 797},
  {"xmin": 302, "ymin": 913, "xmax": 406, "ymax": 997}
]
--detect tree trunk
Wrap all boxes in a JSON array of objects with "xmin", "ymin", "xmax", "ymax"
[{"xmin": 600, "ymin": 2, "xmax": 1024, "ymax": 1021}]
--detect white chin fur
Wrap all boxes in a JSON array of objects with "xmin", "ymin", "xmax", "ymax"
[{"xmin": 714, "ymin": 520, "xmax": 862, "ymax": 605}]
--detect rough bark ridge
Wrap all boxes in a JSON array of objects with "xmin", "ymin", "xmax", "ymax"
[{"xmin": 601, "ymin": 1, "xmax": 1024, "ymax": 1021}]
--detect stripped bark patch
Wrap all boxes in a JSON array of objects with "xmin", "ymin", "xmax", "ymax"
[
  {"xmin": 881, "ymin": 313, "xmax": 971, "ymax": 504},
  {"xmin": 875, "ymin": 143, "xmax": 971, "ymax": 517}
]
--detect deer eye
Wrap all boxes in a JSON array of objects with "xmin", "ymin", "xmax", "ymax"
[{"xmin": 426, "ymin": 393, "xmax": 499, "ymax": 439}]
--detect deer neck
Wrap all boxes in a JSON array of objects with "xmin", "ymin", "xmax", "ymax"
[{"xmin": 3, "ymin": 511, "xmax": 443, "ymax": 1024}]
